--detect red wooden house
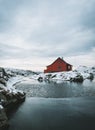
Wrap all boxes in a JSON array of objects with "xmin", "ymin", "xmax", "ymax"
[{"xmin": 44, "ymin": 57, "xmax": 72, "ymax": 73}]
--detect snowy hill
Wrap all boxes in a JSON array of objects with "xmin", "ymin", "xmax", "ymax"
[
  {"xmin": 37, "ymin": 66, "xmax": 95, "ymax": 83},
  {"xmin": 0, "ymin": 67, "xmax": 30, "ymax": 128},
  {"xmin": 5, "ymin": 68, "xmax": 38, "ymax": 77},
  {"xmin": 1, "ymin": 66, "xmax": 94, "ymax": 128},
  {"xmin": 0, "ymin": 67, "xmax": 38, "ymax": 94},
  {"xmin": 0, "ymin": 66, "xmax": 39, "ymax": 128}
]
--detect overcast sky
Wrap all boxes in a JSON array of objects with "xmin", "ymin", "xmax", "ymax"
[{"xmin": 0, "ymin": 0, "xmax": 95, "ymax": 71}]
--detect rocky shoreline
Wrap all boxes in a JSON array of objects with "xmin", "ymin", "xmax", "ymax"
[
  {"xmin": 0, "ymin": 67, "xmax": 26, "ymax": 129},
  {"xmin": 37, "ymin": 66, "xmax": 95, "ymax": 83},
  {"xmin": 0, "ymin": 66, "xmax": 95, "ymax": 128}
]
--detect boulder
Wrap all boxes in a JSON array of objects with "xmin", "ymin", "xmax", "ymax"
[
  {"xmin": 0, "ymin": 67, "xmax": 9, "ymax": 81},
  {"xmin": 38, "ymin": 77, "xmax": 43, "ymax": 82},
  {"xmin": 0, "ymin": 67, "xmax": 26, "ymax": 129},
  {"xmin": 87, "ymin": 73, "xmax": 94, "ymax": 80},
  {"xmin": 0, "ymin": 86, "xmax": 26, "ymax": 129},
  {"xmin": 0, "ymin": 107, "xmax": 9, "ymax": 129},
  {"xmin": 0, "ymin": 78, "xmax": 7, "ymax": 86},
  {"xmin": 70, "ymin": 74, "xmax": 84, "ymax": 82}
]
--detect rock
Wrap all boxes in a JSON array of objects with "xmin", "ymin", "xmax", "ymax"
[
  {"xmin": 0, "ymin": 90, "xmax": 26, "ymax": 107},
  {"xmin": 0, "ymin": 107, "xmax": 9, "ymax": 129},
  {"xmin": 70, "ymin": 74, "xmax": 84, "ymax": 82},
  {"xmin": 0, "ymin": 78, "xmax": 7, "ymax": 86},
  {"xmin": 0, "ymin": 67, "xmax": 9, "ymax": 81},
  {"xmin": 0, "ymin": 67, "xmax": 26, "ymax": 129},
  {"xmin": 51, "ymin": 74, "xmax": 57, "ymax": 78},
  {"xmin": 0, "ymin": 92, "xmax": 7, "ymax": 106},
  {"xmin": 13, "ymin": 92, "xmax": 26, "ymax": 102},
  {"xmin": 87, "ymin": 73, "xmax": 94, "ymax": 80},
  {"xmin": 38, "ymin": 77, "xmax": 43, "ymax": 82},
  {"xmin": 0, "ymin": 86, "xmax": 26, "ymax": 128}
]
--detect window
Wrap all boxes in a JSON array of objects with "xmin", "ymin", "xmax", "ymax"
[{"xmin": 68, "ymin": 65, "xmax": 71, "ymax": 70}]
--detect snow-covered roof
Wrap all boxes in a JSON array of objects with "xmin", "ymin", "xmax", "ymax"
[{"xmin": 47, "ymin": 57, "xmax": 72, "ymax": 67}]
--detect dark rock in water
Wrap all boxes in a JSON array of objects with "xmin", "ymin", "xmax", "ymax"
[
  {"xmin": 87, "ymin": 73, "xmax": 94, "ymax": 80},
  {"xmin": 38, "ymin": 77, "xmax": 43, "ymax": 82},
  {"xmin": 2, "ymin": 91, "xmax": 26, "ymax": 108},
  {"xmin": 51, "ymin": 74, "xmax": 56, "ymax": 78},
  {"xmin": 13, "ymin": 92, "xmax": 26, "ymax": 102},
  {"xmin": 0, "ymin": 107, "xmax": 9, "ymax": 129},
  {"xmin": 0, "ymin": 67, "xmax": 26, "ymax": 129},
  {"xmin": 70, "ymin": 75, "xmax": 84, "ymax": 82},
  {"xmin": 0, "ymin": 87, "xmax": 26, "ymax": 129}
]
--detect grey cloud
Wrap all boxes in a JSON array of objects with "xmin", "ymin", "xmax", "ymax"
[
  {"xmin": 0, "ymin": 43, "xmax": 24, "ymax": 59},
  {"xmin": 0, "ymin": 0, "xmax": 23, "ymax": 32},
  {"xmin": 80, "ymin": 0, "xmax": 95, "ymax": 30},
  {"xmin": 24, "ymin": 0, "xmax": 95, "ymax": 57},
  {"xmin": 0, "ymin": 0, "xmax": 95, "ymax": 69}
]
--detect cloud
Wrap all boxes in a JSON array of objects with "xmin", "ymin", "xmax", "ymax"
[
  {"xmin": 0, "ymin": 43, "xmax": 24, "ymax": 59},
  {"xmin": 0, "ymin": 0, "xmax": 23, "ymax": 32},
  {"xmin": 80, "ymin": 0, "xmax": 95, "ymax": 30},
  {"xmin": 0, "ymin": 0, "xmax": 95, "ymax": 70}
]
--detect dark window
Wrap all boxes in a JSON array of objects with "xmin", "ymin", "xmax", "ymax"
[{"xmin": 68, "ymin": 66, "xmax": 71, "ymax": 70}]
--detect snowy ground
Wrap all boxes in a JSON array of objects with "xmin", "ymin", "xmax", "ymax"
[
  {"xmin": 3, "ymin": 66, "xmax": 95, "ymax": 92},
  {"xmin": 36, "ymin": 66, "xmax": 95, "ymax": 83},
  {"xmin": 1, "ymin": 66, "xmax": 95, "ymax": 98},
  {"xmin": 0, "ymin": 68, "xmax": 33, "ymax": 111},
  {"xmin": 0, "ymin": 66, "xmax": 95, "ymax": 129}
]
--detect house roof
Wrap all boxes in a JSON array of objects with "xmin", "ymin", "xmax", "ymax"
[{"xmin": 47, "ymin": 57, "xmax": 72, "ymax": 67}]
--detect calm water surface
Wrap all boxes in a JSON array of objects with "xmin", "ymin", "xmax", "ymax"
[
  {"xmin": 7, "ymin": 97, "xmax": 95, "ymax": 130},
  {"xmin": 6, "ymin": 79, "xmax": 95, "ymax": 130},
  {"xmin": 15, "ymin": 78, "xmax": 95, "ymax": 98}
]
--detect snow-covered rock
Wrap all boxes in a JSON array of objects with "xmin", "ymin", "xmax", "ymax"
[
  {"xmin": 0, "ymin": 65, "xmax": 95, "ymax": 128},
  {"xmin": 0, "ymin": 67, "xmax": 27, "ymax": 129},
  {"xmin": 0, "ymin": 105, "xmax": 9, "ymax": 128},
  {"xmin": 37, "ymin": 66, "xmax": 95, "ymax": 83},
  {"xmin": 5, "ymin": 68, "xmax": 38, "ymax": 77}
]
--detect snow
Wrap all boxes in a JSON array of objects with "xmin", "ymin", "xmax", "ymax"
[
  {"xmin": 0, "ymin": 68, "xmax": 37, "ymax": 112},
  {"xmin": 6, "ymin": 76, "xmax": 24, "ymax": 94},
  {"xmin": 36, "ymin": 66, "xmax": 95, "ymax": 83},
  {"xmin": 0, "ymin": 76, "xmax": 30, "ymax": 94},
  {"xmin": 0, "ymin": 104, "xmax": 3, "ymax": 109},
  {"xmin": 6, "ymin": 76, "xmax": 35, "ymax": 93},
  {"xmin": 0, "ymin": 66, "xmax": 95, "ymax": 93},
  {"xmin": 5, "ymin": 67, "xmax": 37, "ymax": 77},
  {"xmin": 0, "ymin": 68, "xmax": 38, "ymax": 94}
]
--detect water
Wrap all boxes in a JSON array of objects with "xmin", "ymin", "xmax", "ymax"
[
  {"xmin": 6, "ymin": 79, "xmax": 95, "ymax": 130},
  {"xmin": 15, "ymin": 79, "xmax": 95, "ymax": 98},
  {"xmin": 7, "ymin": 97, "xmax": 95, "ymax": 130}
]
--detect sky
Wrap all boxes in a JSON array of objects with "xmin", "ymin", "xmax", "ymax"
[{"xmin": 0, "ymin": 0, "xmax": 95, "ymax": 71}]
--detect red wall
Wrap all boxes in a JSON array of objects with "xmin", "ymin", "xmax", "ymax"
[{"xmin": 44, "ymin": 58, "xmax": 72, "ymax": 73}]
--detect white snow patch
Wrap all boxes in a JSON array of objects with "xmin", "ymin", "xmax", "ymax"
[
  {"xmin": 6, "ymin": 76, "xmax": 28, "ymax": 94},
  {"xmin": 36, "ymin": 66, "xmax": 95, "ymax": 82},
  {"xmin": 0, "ymin": 104, "xmax": 3, "ymax": 109}
]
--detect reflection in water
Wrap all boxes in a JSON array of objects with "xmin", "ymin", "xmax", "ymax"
[{"xmin": 15, "ymin": 78, "xmax": 95, "ymax": 98}]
